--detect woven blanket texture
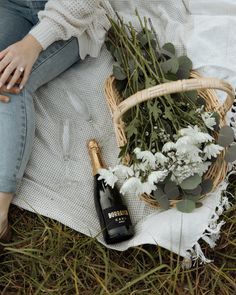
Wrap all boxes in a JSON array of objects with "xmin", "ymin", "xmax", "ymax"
[{"xmin": 13, "ymin": 0, "xmax": 236, "ymax": 264}]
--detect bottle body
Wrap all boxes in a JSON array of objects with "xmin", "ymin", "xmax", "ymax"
[
  {"xmin": 94, "ymin": 175, "xmax": 134, "ymax": 244},
  {"xmin": 88, "ymin": 140, "xmax": 134, "ymax": 244}
]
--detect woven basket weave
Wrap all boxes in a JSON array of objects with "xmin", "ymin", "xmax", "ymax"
[{"xmin": 104, "ymin": 71, "xmax": 235, "ymax": 208}]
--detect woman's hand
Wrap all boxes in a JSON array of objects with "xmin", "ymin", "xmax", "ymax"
[
  {"xmin": 0, "ymin": 74, "xmax": 22, "ymax": 102},
  {"xmin": 0, "ymin": 34, "xmax": 43, "ymax": 91}
]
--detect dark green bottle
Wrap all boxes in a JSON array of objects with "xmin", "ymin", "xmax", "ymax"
[{"xmin": 88, "ymin": 139, "xmax": 134, "ymax": 244}]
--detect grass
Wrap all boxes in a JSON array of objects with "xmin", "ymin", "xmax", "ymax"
[{"xmin": 0, "ymin": 177, "xmax": 235, "ymax": 294}]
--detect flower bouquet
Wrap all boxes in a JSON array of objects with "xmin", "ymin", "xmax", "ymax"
[{"xmin": 101, "ymin": 13, "xmax": 235, "ymax": 213}]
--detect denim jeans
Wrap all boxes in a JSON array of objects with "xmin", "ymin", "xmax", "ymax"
[{"xmin": 0, "ymin": 0, "xmax": 81, "ymax": 192}]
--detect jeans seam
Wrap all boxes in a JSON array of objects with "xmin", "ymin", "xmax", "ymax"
[
  {"xmin": 31, "ymin": 37, "xmax": 76, "ymax": 74},
  {"xmin": 14, "ymin": 89, "xmax": 27, "ymax": 178}
]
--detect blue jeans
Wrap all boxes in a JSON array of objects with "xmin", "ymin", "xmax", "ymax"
[{"xmin": 0, "ymin": 0, "xmax": 81, "ymax": 192}]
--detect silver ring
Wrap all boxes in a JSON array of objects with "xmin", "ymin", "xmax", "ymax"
[{"xmin": 17, "ymin": 66, "xmax": 24, "ymax": 73}]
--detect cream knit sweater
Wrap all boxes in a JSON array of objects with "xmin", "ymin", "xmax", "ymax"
[{"xmin": 29, "ymin": 0, "xmax": 115, "ymax": 59}]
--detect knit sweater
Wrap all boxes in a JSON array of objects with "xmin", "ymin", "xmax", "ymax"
[{"xmin": 29, "ymin": 0, "xmax": 115, "ymax": 59}]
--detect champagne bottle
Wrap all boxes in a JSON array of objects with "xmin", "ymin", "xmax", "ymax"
[{"xmin": 88, "ymin": 139, "xmax": 134, "ymax": 244}]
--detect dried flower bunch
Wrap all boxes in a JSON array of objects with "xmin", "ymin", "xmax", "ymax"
[{"xmin": 100, "ymin": 12, "xmax": 236, "ymax": 213}]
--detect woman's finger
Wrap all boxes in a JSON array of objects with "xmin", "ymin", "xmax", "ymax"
[
  {"xmin": 1, "ymin": 84, "xmax": 21, "ymax": 94},
  {"xmin": 0, "ymin": 81, "xmax": 20, "ymax": 103},
  {"xmin": 15, "ymin": 76, "xmax": 23, "ymax": 85},
  {"xmin": 19, "ymin": 67, "xmax": 31, "ymax": 90},
  {"xmin": 2, "ymin": 72, "xmax": 23, "ymax": 86},
  {"xmin": 0, "ymin": 61, "xmax": 17, "ymax": 87},
  {"xmin": 0, "ymin": 54, "xmax": 12, "ymax": 74},
  {"xmin": 0, "ymin": 94, "xmax": 10, "ymax": 102},
  {"xmin": 6, "ymin": 68, "xmax": 23, "ymax": 90}
]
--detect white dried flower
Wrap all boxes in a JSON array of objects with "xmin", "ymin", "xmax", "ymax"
[
  {"xmin": 154, "ymin": 152, "xmax": 169, "ymax": 166},
  {"xmin": 171, "ymin": 163, "xmax": 194, "ymax": 183},
  {"xmin": 192, "ymin": 161, "xmax": 212, "ymax": 176},
  {"xmin": 120, "ymin": 177, "xmax": 142, "ymax": 197},
  {"xmin": 134, "ymin": 148, "xmax": 156, "ymax": 169},
  {"xmin": 140, "ymin": 181, "xmax": 156, "ymax": 195},
  {"xmin": 175, "ymin": 146, "xmax": 202, "ymax": 163},
  {"xmin": 133, "ymin": 162, "xmax": 148, "ymax": 173},
  {"xmin": 162, "ymin": 142, "xmax": 176, "ymax": 153},
  {"xmin": 112, "ymin": 164, "xmax": 134, "ymax": 179},
  {"xmin": 201, "ymin": 112, "xmax": 216, "ymax": 130},
  {"xmin": 187, "ymin": 153, "xmax": 203, "ymax": 163},
  {"xmin": 133, "ymin": 147, "xmax": 141, "ymax": 154},
  {"xmin": 148, "ymin": 170, "xmax": 169, "ymax": 185},
  {"xmin": 116, "ymin": 123, "xmax": 221, "ymax": 195},
  {"xmin": 98, "ymin": 168, "xmax": 118, "ymax": 188},
  {"xmin": 196, "ymin": 105, "xmax": 205, "ymax": 113},
  {"xmin": 193, "ymin": 132, "xmax": 214, "ymax": 144},
  {"xmin": 203, "ymin": 144, "xmax": 224, "ymax": 159},
  {"xmin": 175, "ymin": 136, "xmax": 191, "ymax": 146},
  {"xmin": 179, "ymin": 125, "xmax": 214, "ymax": 144},
  {"xmin": 179, "ymin": 125, "xmax": 201, "ymax": 136}
]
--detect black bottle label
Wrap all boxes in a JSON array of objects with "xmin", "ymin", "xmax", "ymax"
[{"xmin": 103, "ymin": 205, "xmax": 132, "ymax": 230}]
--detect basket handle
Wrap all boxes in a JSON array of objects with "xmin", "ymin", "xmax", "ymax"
[{"xmin": 113, "ymin": 77, "xmax": 235, "ymax": 124}]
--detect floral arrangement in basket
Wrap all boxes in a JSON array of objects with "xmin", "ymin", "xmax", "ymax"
[{"xmin": 100, "ymin": 13, "xmax": 236, "ymax": 213}]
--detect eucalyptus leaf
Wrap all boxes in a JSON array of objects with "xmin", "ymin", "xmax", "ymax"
[
  {"xmin": 183, "ymin": 194, "xmax": 201, "ymax": 202},
  {"xmin": 176, "ymin": 56, "xmax": 193, "ymax": 79},
  {"xmin": 153, "ymin": 188, "xmax": 170, "ymax": 210},
  {"xmin": 138, "ymin": 33, "xmax": 149, "ymax": 46},
  {"xmin": 165, "ymin": 72, "xmax": 178, "ymax": 81},
  {"xmin": 162, "ymin": 43, "xmax": 176, "ymax": 55},
  {"xmin": 184, "ymin": 185, "xmax": 202, "ymax": 196},
  {"xmin": 164, "ymin": 181, "xmax": 180, "ymax": 199},
  {"xmin": 180, "ymin": 174, "xmax": 202, "ymax": 190},
  {"xmin": 150, "ymin": 39, "xmax": 157, "ymax": 49},
  {"xmin": 161, "ymin": 57, "xmax": 179, "ymax": 74},
  {"xmin": 201, "ymin": 179, "xmax": 213, "ymax": 195},
  {"xmin": 162, "ymin": 173, "xmax": 172, "ymax": 185},
  {"xmin": 185, "ymin": 90, "xmax": 198, "ymax": 102},
  {"xmin": 211, "ymin": 112, "xmax": 220, "ymax": 131},
  {"xmin": 155, "ymin": 182, "xmax": 165, "ymax": 191},
  {"xmin": 217, "ymin": 126, "xmax": 235, "ymax": 147},
  {"xmin": 113, "ymin": 65, "xmax": 127, "ymax": 80},
  {"xmin": 224, "ymin": 144, "xmax": 236, "ymax": 162},
  {"xmin": 113, "ymin": 48, "xmax": 123, "ymax": 63},
  {"xmin": 176, "ymin": 199, "xmax": 196, "ymax": 213},
  {"xmin": 195, "ymin": 202, "xmax": 203, "ymax": 208},
  {"xmin": 105, "ymin": 40, "xmax": 115, "ymax": 54}
]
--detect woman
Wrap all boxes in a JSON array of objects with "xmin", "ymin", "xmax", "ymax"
[{"xmin": 0, "ymin": 0, "xmax": 114, "ymax": 249}]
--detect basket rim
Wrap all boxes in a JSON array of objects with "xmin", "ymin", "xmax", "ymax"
[{"xmin": 105, "ymin": 71, "xmax": 234, "ymax": 125}]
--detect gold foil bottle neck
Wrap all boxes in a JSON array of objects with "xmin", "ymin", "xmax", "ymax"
[
  {"xmin": 87, "ymin": 139, "xmax": 106, "ymax": 176},
  {"xmin": 87, "ymin": 139, "xmax": 99, "ymax": 151}
]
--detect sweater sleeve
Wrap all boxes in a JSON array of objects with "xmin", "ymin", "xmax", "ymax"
[{"xmin": 29, "ymin": 0, "xmax": 111, "ymax": 56}]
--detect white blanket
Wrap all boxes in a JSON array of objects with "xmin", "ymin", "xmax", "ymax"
[{"xmin": 13, "ymin": 0, "xmax": 235, "ymax": 265}]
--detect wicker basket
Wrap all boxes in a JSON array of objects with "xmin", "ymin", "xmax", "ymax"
[{"xmin": 104, "ymin": 71, "xmax": 235, "ymax": 208}]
